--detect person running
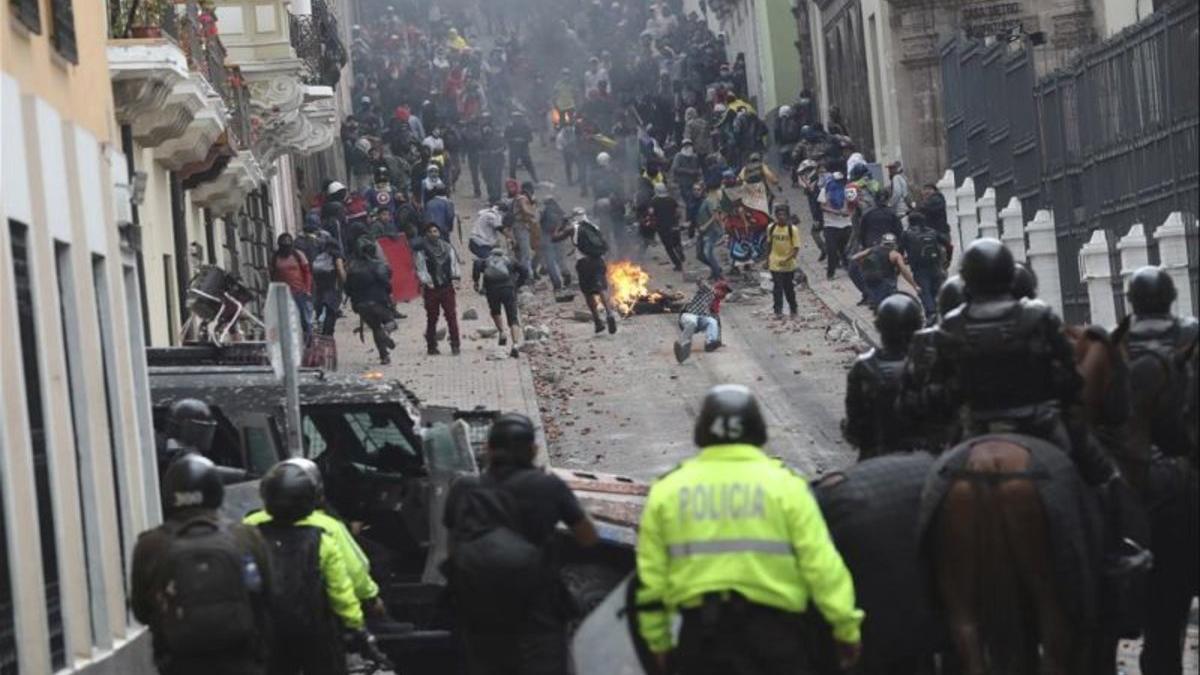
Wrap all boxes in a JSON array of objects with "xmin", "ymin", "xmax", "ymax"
[
  {"xmin": 900, "ymin": 211, "xmax": 951, "ymax": 325},
  {"xmin": 673, "ymin": 280, "xmax": 731, "ymax": 363},
  {"xmin": 310, "ymin": 236, "xmax": 346, "ymax": 336},
  {"xmin": 344, "ymin": 239, "xmax": 397, "ymax": 364},
  {"xmin": 649, "ymin": 182, "xmax": 685, "ymax": 271},
  {"xmin": 414, "ymin": 222, "xmax": 463, "ymax": 356},
  {"xmin": 553, "ymin": 207, "xmax": 618, "ymax": 334},
  {"xmin": 767, "ymin": 201, "xmax": 802, "ymax": 318},
  {"xmin": 480, "ymin": 246, "xmax": 526, "ymax": 358}
]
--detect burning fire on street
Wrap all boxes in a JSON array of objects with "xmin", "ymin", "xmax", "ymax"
[{"xmin": 607, "ymin": 261, "xmax": 684, "ymax": 316}]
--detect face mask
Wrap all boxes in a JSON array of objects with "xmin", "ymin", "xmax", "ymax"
[{"xmin": 681, "ymin": 147, "xmax": 694, "ymax": 156}]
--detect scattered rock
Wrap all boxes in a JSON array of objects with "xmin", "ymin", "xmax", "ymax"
[
  {"xmin": 461, "ymin": 308, "xmax": 479, "ymax": 320},
  {"xmin": 516, "ymin": 340, "xmax": 537, "ymax": 353},
  {"xmin": 573, "ymin": 310, "xmax": 595, "ymax": 323},
  {"xmin": 682, "ymin": 270, "xmax": 703, "ymax": 282},
  {"xmin": 524, "ymin": 324, "xmax": 551, "ymax": 341},
  {"xmin": 536, "ymin": 369, "xmax": 562, "ymax": 384},
  {"xmin": 476, "ymin": 327, "xmax": 499, "ymax": 339},
  {"xmin": 435, "ymin": 328, "xmax": 447, "ymax": 341}
]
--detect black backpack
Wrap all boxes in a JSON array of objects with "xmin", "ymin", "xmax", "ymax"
[
  {"xmin": 575, "ymin": 221, "xmax": 609, "ymax": 258},
  {"xmin": 447, "ymin": 475, "xmax": 546, "ymax": 628},
  {"xmin": 152, "ymin": 516, "xmax": 260, "ymax": 656},
  {"xmin": 861, "ymin": 246, "xmax": 892, "ymax": 284},
  {"xmin": 255, "ymin": 522, "xmax": 334, "ymax": 638},
  {"xmin": 913, "ymin": 229, "xmax": 943, "ymax": 269}
]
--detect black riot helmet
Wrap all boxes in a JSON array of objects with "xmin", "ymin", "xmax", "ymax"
[
  {"xmin": 1126, "ymin": 265, "xmax": 1176, "ymax": 315},
  {"xmin": 161, "ymin": 453, "xmax": 224, "ymax": 516},
  {"xmin": 487, "ymin": 413, "xmax": 537, "ymax": 466},
  {"xmin": 260, "ymin": 458, "xmax": 322, "ymax": 523},
  {"xmin": 936, "ymin": 275, "xmax": 968, "ymax": 319},
  {"xmin": 1011, "ymin": 262, "xmax": 1038, "ymax": 300},
  {"xmin": 875, "ymin": 294, "xmax": 923, "ymax": 351},
  {"xmin": 959, "ymin": 238, "xmax": 1015, "ymax": 297},
  {"xmin": 169, "ymin": 398, "xmax": 217, "ymax": 455},
  {"xmin": 694, "ymin": 384, "xmax": 768, "ymax": 448}
]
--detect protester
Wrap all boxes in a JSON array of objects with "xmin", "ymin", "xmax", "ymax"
[
  {"xmin": 344, "ymin": 239, "xmax": 397, "ymax": 364},
  {"xmin": 901, "ymin": 211, "xmax": 952, "ymax": 324},
  {"xmin": 673, "ymin": 280, "xmax": 731, "ymax": 363},
  {"xmin": 767, "ymin": 201, "xmax": 802, "ymax": 317},
  {"xmin": 414, "ymin": 222, "xmax": 463, "ymax": 356},
  {"xmin": 444, "ymin": 413, "xmax": 598, "ymax": 675},
  {"xmin": 819, "ymin": 170, "xmax": 853, "ymax": 279},
  {"xmin": 480, "ymin": 246, "xmax": 526, "ymax": 358},
  {"xmin": 311, "ymin": 236, "xmax": 346, "ymax": 336},
  {"xmin": 424, "ymin": 184, "xmax": 456, "ymax": 237},
  {"xmin": 849, "ymin": 233, "xmax": 920, "ymax": 311},
  {"xmin": 887, "ymin": 160, "xmax": 910, "ymax": 219},
  {"xmin": 132, "ymin": 454, "xmax": 273, "ymax": 675},
  {"xmin": 270, "ymin": 232, "xmax": 314, "ymax": 339},
  {"xmin": 649, "ymin": 182, "xmax": 685, "ymax": 270},
  {"xmin": 505, "ymin": 111, "xmax": 539, "ymax": 182},
  {"xmin": 554, "ymin": 208, "xmax": 618, "ymax": 334},
  {"xmin": 513, "ymin": 181, "xmax": 540, "ymax": 280},
  {"xmin": 796, "ymin": 159, "xmax": 826, "ymax": 261}
]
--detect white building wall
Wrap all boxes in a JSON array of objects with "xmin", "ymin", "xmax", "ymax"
[
  {"xmin": 1, "ymin": 73, "xmax": 158, "ymax": 675},
  {"xmin": 860, "ymin": 0, "xmax": 902, "ymax": 165}
]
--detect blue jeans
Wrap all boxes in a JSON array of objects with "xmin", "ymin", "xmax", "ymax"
[
  {"xmin": 679, "ymin": 313, "xmax": 720, "ymax": 346},
  {"xmin": 292, "ymin": 291, "xmax": 313, "ymax": 340},
  {"xmin": 697, "ymin": 234, "xmax": 722, "ymax": 280},
  {"xmin": 514, "ymin": 227, "xmax": 534, "ymax": 280},
  {"xmin": 913, "ymin": 266, "xmax": 944, "ymax": 323},
  {"xmin": 538, "ymin": 240, "xmax": 564, "ymax": 290},
  {"xmin": 864, "ymin": 278, "xmax": 898, "ymax": 308}
]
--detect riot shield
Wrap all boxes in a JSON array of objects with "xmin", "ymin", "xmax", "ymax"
[{"xmin": 572, "ymin": 573, "xmax": 673, "ymax": 675}]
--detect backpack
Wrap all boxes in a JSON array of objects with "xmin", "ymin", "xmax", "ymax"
[
  {"xmin": 824, "ymin": 179, "xmax": 846, "ymax": 210},
  {"xmin": 913, "ymin": 229, "xmax": 943, "ymax": 269},
  {"xmin": 447, "ymin": 475, "xmax": 545, "ymax": 628},
  {"xmin": 483, "ymin": 255, "xmax": 513, "ymax": 285},
  {"xmin": 861, "ymin": 246, "xmax": 891, "ymax": 284},
  {"xmin": 152, "ymin": 516, "xmax": 259, "ymax": 656},
  {"xmin": 254, "ymin": 522, "xmax": 333, "ymax": 638},
  {"xmin": 312, "ymin": 250, "xmax": 336, "ymax": 277},
  {"xmin": 575, "ymin": 220, "xmax": 609, "ymax": 258}
]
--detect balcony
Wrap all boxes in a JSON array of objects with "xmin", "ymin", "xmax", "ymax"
[
  {"xmin": 108, "ymin": 0, "xmax": 230, "ymax": 170},
  {"xmin": 290, "ymin": 0, "xmax": 347, "ymax": 87},
  {"xmin": 214, "ymin": 0, "xmax": 339, "ymax": 166}
]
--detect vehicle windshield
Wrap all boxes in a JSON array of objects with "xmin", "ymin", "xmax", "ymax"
[{"xmin": 301, "ymin": 403, "xmax": 423, "ymax": 473}]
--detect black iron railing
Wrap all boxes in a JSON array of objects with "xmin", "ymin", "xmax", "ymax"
[{"xmin": 290, "ymin": 0, "xmax": 347, "ymax": 87}]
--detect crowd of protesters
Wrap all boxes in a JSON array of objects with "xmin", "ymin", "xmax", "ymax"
[{"xmin": 269, "ymin": 0, "xmax": 962, "ymax": 367}]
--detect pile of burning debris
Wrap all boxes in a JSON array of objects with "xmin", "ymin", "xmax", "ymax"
[{"xmin": 607, "ymin": 261, "xmax": 686, "ymax": 315}]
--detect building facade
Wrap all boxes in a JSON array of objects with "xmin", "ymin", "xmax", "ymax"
[
  {"xmin": 2, "ymin": 0, "xmax": 160, "ymax": 670},
  {"xmin": 799, "ymin": 0, "xmax": 1153, "ymax": 186}
]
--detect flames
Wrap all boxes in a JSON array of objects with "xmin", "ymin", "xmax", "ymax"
[{"xmin": 607, "ymin": 261, "xmax": 662, "ymax": 315}]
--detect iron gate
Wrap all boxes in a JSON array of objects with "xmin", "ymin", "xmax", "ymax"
[{"xmin": 940, "ymin": 0, "xmax": 1199, "ymax": 322}]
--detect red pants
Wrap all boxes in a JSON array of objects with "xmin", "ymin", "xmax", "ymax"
[{"xmin": 423, "ymin": 286, "xmax": 461, "ymax": 348}]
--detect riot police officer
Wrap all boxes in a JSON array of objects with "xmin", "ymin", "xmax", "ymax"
[
  {"xmin": 1120, "ymin": 266, "xmax": 1198, "ymax": 461},
  {"xmin": 158, "ymin": 398, "xmax": 220, "ymax": 473},
  {"xmin": 920, "ymin": 239, "xmax": 1144, "ymax": 567},
  {"xmin": 900, "ymin": 276, "xmax": 967, "ymax": 450},
  {"xmin": 132, "ymin": 454, "xmax": 273, "ymax": 675},
  {"xmin": 843, "ymin": 294, "xmax": 925, "ymax": 460},
  {"xmin": 635, "ymin": 385, "xmax": 863, "ymax": 674}
]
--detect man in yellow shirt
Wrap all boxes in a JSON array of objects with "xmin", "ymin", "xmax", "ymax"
[
  {"xmin": 635, "ymin": 385, "xmax": 863, "ymax": 674},
  {"xmin": 767, "ymin": 201, "xmax": 803, "ymax": 317}
]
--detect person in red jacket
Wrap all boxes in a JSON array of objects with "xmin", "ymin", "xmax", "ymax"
[{"xmin": 270, "ymin": 232, "xmax": 314, "ymax": 340}]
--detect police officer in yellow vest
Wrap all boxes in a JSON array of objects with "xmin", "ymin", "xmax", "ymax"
[{"xmin": 635, "ymin": 385, "xmax": 864, "ymax": 674}]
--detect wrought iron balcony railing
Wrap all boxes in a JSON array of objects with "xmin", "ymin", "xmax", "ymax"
[{"xmin": 290, "ymin": 0, "xmax": 347, "ymax": 87}]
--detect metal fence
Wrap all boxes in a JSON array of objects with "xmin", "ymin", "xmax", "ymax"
[{"xmin": 940, "ymin": 1, "xmax": 1199, "ymax": 322}]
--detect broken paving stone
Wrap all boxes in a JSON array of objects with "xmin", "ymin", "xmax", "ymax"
[
  {"xmin": 476, "ymin": 327, "xmax": 499, "ymax": 338},
  {"xmin": 572, "ymin": 310, "xmax": 595, "ymax": 323},
  {"xmin": 435, "ymin": 328, "xmax": 447, "ymax": 341},
  {"xmin": 462, "ymin": 308, "xmax": 479, "ymax": 320},
  {"xmin": 524, "ymin": 324, "xmax": 551, "ymax": 341}
]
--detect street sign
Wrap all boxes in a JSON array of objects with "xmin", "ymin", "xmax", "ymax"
[{"xmin": 265, "ymin": 282, "xmax": 304, "ymax": 455}]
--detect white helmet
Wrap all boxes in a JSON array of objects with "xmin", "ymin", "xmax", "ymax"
[
  {"xmin": 327, "ymin": 181, "xmax": 346, "ymax": 195},
  {"xmin": 596, "ymin": 152, "xmax": 611, "ymax": 167},
  {"xmin": 571, "ymin": 206, "xmax": 588, "ymax": 219},
  {"xmin": 427, "ymin": 164, "xmax": 440, "ymax": 175},
  {"xmin": 779, "ymin": 105, "xmax": 792, "ymax": 117}
]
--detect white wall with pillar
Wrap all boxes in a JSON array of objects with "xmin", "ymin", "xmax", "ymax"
[
  {"xmin": 999, "ymin": 197, "xmax": 1026, "ymax": 262},
  {"xmin": 977, "ymin": 187, "xmax": 998, "ymax": 240},
  {"xmin": 1154, "ymin": 213, "xmax": 1196, "ymax": 316},
  {"xmin": 1079, "ymin": 229, "xmax": 1118, "ymax": 326},
  {"xmin": 1025, "ymin": 209, "xmax": 1062, "ymax": 316}
]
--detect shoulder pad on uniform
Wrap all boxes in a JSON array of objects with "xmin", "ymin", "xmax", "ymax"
[{"xmin": 853, "ymin": 348, "xmax": 878, "ymax": 365}]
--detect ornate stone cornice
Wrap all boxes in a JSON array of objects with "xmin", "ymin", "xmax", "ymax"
[
  {"xmin": 191, "ymin": 150, "xmax": 264, "ymax": 213},
  {"xmin": 153, "ymin": 73, "xmax": 229, "ymax": 170}
]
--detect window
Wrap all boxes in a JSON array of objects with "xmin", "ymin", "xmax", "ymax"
[
  {"xmin": 55, "ymin": 244, "xmax": 100, "ymax": 646},
  {"xmin": 1, "ymin": 464, "xmax": 17, "ymax": 674},
  {"xmin": 301, "ymin": 405, "xmax": 420, "ymax": 466},
  {"xmin": 243, "ymin": 426, "xmax": 279, "ymax": 476},
  {"xmin": 92, "ymin": 256, "xmax": 128, "ymax": 604},
  {"xmin": 9, "ymin": 221, "xmax": 66, "ymax": 670},
  {"xmin": 9, "ymin": 0, "xmax": 40, "ymax": 34},
  {"xmin": 50, "ymin": 0, "xmax": 76, "ymax": 64}
]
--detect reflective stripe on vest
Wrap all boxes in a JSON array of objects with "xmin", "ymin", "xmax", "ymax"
[{"xmin": 667, "ymin": 539, "xmax": 794, "ymax": 558}]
